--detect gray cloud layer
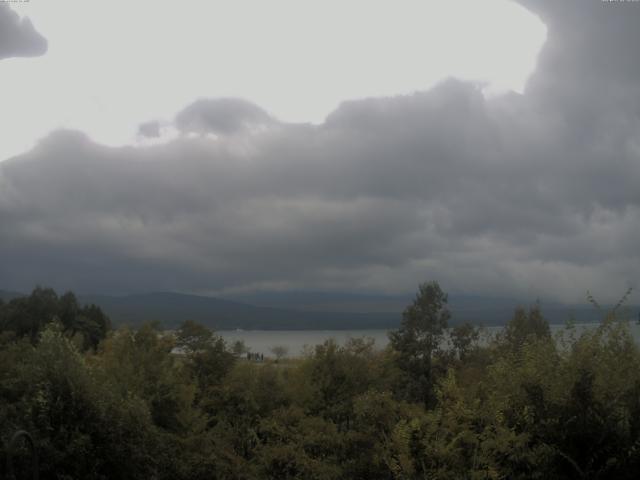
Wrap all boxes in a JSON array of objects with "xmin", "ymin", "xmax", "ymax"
[
  {"xmin": 0, "ymin": 3, "xmax": 47, "ymax": 60},
  {"xmin": 0, "ymin": 0, "xmax": 638, "ymax": 302},
  {"xmin": 175, "ymin": 98, "xmax": 277, "ymax": 135}
]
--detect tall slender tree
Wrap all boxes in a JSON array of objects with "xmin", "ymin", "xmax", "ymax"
[{"xmin": 389, "ymin": 281, "xmax": 450, "ymax": 406}]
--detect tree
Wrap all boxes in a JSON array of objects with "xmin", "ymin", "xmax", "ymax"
[
  {"xmin": 98, "ymin": 322, "xmax": 200, "ymax": 434},
  {"xmin": 1, "ymin": 322, "xmax": 162, "ymax": 479},
  {"xmin": 76, "ymin": 303, "xmax": 111, "ymax": 350},
  {"xmin": 175, "ymin": 320, "xmax": 214, "ymax": 354},
  {"xmin": 294, "ymin": 338, "xmax": 380, "ymax": 429},
  {"xmin": 0, "ymin": 287, "xmax": 110, "ymax": 349},
  {"xmin": 58, "ymin": 291, "xmax": 80, "ymax": 333},
  {"xmin": 0, "ymin": 286, "xmax": 58, "ymax": 342},
  {"xmin": 450, "ymin": 322, "xmax": 480, "ymax": 360},
  {"xmin": 389, "ymin": 281, "xmax": 450, "ymax": 406},
  {"xmin": 175, "ymin": 320, "xmax": 235, "ymax": 396},
  {"xmin": 270, "ymin": 345, "xmax": 289, "ymax": 362},
  {"xmin": 501, "ymin": 304, "xmax": 550, "ymax": 351},
  {"xmin": 231, "ymin": 339, "xmax": 249, "ymax": 357}
]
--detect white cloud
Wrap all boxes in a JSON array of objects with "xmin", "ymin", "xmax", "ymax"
[{"xmin": 0, "ymin": 0, "xmax": 545, "ymax": 161}]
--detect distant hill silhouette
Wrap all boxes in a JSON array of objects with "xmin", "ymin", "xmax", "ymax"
[
  {"xmin": 225, "ymin": 291, "xmax": 635, "ymax": 326},
  {"xmin": 2, "ymin": 289, "xmax": 637, "ymax": 330},
  {"xmin": 0, "ymin": 289, "xmax": 24, "ymax": 302},
  {"xmin": 77, "ymin": 292, "xmax": 397, "ymax": 330}
]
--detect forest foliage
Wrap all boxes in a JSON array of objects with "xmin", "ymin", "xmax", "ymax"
[{"xmin": 1, "ymin": 283, "xmax": 640, "ymax": 479}]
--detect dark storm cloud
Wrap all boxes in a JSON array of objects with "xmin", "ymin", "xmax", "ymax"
[
  {"xmin": 0, "ymin": 0, "xmax": 638, "ymax": 302},
  {"xmin": 0, "ymin": 3, "xmax": 47, "ymax": 60}
]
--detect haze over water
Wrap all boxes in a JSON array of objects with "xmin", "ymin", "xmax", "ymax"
[{"xmin": 219, "ymin": 321, "xmax": 640, "ymax": 357}]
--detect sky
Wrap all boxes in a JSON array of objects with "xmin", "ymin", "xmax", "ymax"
[{"xmin": 0, "ymin": 0, "xmax": 638, "ymax": 303}]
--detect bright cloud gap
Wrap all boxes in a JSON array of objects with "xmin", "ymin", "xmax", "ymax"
[{"xmin": 1, "ymin": 0, "xmax": 546, "ymax": 159}]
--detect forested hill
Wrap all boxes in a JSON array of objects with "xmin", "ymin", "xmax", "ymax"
[
  {"xmin": 77, "ymin": 292, "xmax": 397, "ymax": 330},
  {"xmin": 3, "ymin": 289, "xmax": 636, "ymax": 329},
  {"xmin": 78, "ymin": 291, "xmax": 639, "ymax": 329},
  {"xmin": 225, "ymin": 291, "xmax": 632, "ymax": 326}
]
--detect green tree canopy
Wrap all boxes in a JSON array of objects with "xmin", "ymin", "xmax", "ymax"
[
  {"xmin": 389, "ymin": 281, "xmax": 450, "ymax": 406},
  {"xmin": 501, "ymin": 303, "xmax": 550, "ymax": 351},
  {"xmin": 0, "ymin": 287, "xmax": 110, "ymax": 349}
]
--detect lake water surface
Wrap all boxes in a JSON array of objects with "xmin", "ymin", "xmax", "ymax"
[{"xmin": 219, "ymin": 321, "xmax": 640, "ymax": 357}]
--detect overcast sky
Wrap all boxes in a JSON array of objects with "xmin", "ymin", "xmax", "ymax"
[{"xmin": 0, "ymin": 0, "xmax": 638, "ymax": 303}]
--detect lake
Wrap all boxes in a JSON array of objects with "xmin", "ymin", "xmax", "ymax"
[
  {"xmin": 218, "ymin": 329, "xmax": 391, "ymax": 357},
  {"xmin": 219, "ymin": 321, "xmax": 640, "ymax": 357}
]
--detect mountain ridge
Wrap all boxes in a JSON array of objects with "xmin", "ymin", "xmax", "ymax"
[{"xmin": 2, "ymin": 289, "xmax": 637, "ymax": 330}]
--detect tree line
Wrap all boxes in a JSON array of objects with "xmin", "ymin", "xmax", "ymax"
[{"xmin": 1, "ymin": 283, "xmax": 639, "ymax": 479}]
